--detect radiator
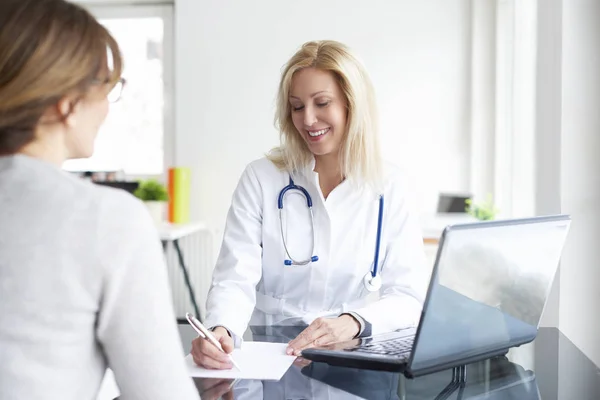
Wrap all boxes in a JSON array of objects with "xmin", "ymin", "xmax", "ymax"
[{"xmin": 163, "ymin": 229, "xmax": 218, "ymax": 320}]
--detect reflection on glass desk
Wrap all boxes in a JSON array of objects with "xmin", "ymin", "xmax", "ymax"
[{"xmin": 177, "ymin": 325, "xmax": 600, "ymax": 400}]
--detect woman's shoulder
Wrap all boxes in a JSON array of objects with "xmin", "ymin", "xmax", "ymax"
[
  {"xmin": 92, "ymin": 185, "xmax": 159, "ymax": 252},
  {"xmin": 66, "ymin": 175, "xmax": 151, "ymax": 232},
  {"xmin": 243, "ymin": 156, "xmax": 287, "ymax": 181},
  {"xmin": 16, "ymin": 155, "xmax": 146, "ymax": 219},
  {"xmin": 3, "ymin": 155, "xmax": 150, "ymax": 234}
]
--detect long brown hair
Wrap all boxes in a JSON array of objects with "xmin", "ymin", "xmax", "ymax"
[{"xmin": 0, "ymin": 0, "xmax": 123, "ymax": 155}]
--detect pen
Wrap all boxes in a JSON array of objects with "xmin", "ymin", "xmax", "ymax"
[{"xmin": 185, "ymin": 313, "xmax": 242, "ymax": 371}]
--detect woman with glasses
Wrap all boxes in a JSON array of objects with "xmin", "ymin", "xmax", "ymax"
[{"xmin": 0, "ymin": 1, "xmax": 198, "ymax": 399}]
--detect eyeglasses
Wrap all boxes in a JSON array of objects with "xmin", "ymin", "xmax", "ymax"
[
  {"xmin": 91, "ymin": 77, "xmax": 127, "ymax": 103},
  {"xmin": 107, "ymin": 77, "xmax": 126, "ymax": 103}
]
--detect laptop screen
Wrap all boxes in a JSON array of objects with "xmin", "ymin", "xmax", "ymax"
[{"xmin": 409, "ymin": 216, "xmax": 570, "ymax": 372}]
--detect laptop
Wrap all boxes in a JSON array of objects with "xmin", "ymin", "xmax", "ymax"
[{"xmin": 302, "ymin": 215, "xmax": 571, "ymax": 378}]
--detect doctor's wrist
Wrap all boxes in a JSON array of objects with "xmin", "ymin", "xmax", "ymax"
[
  {"xmin": 211, "ymin": 326, "xmax": 231, "ymax": 337},
  {"xmin": 339, "ymin": 314, "xmax": 361, "ymax": 338}
]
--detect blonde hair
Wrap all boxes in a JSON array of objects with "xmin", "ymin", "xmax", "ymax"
[
  {"xmin": 268, "ymin": 40, "xmax": 382, "ymax": 191},
  {"xmin": 0, "ymin": 0, "xmax": 122, "ymax": 155}
]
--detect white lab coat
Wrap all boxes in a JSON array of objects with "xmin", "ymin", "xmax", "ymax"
[{"xmin": 204, "ymin": 157, "xmax": 428, "ymax": 343}]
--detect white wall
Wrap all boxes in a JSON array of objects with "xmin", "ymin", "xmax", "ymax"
[
  {"xmin": 468, "ymin": 0, "xmax": 497, "ymax": 207},
  {"xmin": 536, "ymin": 0, "xmax": 563, "ymax": 329},
  {"xmin": 558, "ymin": 0, "xmax": 600, "ymax": 367},
  {"xmin": 174, "ymin": 0, "xmax": 473, "ymax": 237},
  {"xmin": 533, "ymin": 0, "xmax": 600, "ymax": 368}
]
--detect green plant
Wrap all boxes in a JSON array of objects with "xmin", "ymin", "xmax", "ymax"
[
  {"xmin": 465, "ymin": 194, "xmax": 499, "ymax": 221},
  {"xmin": 134, "ymin": 179, "xmax": 169, "ymax": 202}
]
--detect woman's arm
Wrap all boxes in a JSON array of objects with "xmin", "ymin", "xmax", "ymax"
[
  {"xmin": 204, "ymin": 163, "xmax": 265, "ymax": 344},
  {"xmin": 349, "ymin": 174, "xmax": 430, "ymax": 336}
]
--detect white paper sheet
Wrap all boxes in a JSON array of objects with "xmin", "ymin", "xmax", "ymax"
[{"xmin": 186, "ymin": 341, "xmax": 297, "ymax": 380}]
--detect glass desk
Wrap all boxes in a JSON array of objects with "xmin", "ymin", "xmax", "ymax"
[{"xmin": 177, "ymin": 325, "xmax": 600, "ymax": 400}]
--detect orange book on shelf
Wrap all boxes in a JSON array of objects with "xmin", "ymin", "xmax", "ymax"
[
  {"xmin": 168, "ymin": 168, "xmax": 176, "ymax": 223},
  {"xmin": 167, "ymin": 167, "xmax": 191, "ymax": 223}
]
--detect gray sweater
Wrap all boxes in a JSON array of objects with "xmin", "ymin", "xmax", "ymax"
[{"xmin": 0, "ymin": 155, "xmax": 199, "ymax": 400}]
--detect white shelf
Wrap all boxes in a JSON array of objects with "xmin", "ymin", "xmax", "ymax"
[{"xmin": 158, "ymin": 222, "xmax": 208, "ymax": 241}]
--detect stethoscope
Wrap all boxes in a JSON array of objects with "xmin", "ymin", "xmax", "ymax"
[{"xmin": 277, "ymin": 176, "xmax": 384, "ymax": 292}]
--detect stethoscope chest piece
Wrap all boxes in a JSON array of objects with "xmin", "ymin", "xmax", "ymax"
[{"xmin": 363, "ymin": 272, "xmax": 382, "ymax": 292}]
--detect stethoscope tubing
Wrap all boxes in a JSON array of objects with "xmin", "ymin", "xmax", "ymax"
[
  {"xmin": 371, "ymin": 195, "xmax": 384, "ymax": 278},
  {"xmin": 278, "ymin": 175, "xmax": 384, "ymax": 291},
  {"xmin": 279, "ymin": 177, "xmax": 318, "ymax": 266}
]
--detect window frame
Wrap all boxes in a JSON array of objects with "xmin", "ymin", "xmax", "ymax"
[
  {"xmin": 80, "ymin": 3, "xmax": 175, "ymax": 180},
  {"xmin": 468, "ymin": 0, "xmax": 537, "ymax": 219}
]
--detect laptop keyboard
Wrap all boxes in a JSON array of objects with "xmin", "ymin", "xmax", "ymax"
[{"xmin": 355, "ymin": 336, "xmax": 414, "ymax": 357}]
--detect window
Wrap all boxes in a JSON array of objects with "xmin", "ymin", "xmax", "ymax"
[{"xmin": 63, "ymin": 5, "xmax": 173, "ymax": 176}]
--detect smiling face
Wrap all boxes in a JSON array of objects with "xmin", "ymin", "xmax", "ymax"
[{"xmin": 289, "ymin": 68, "xmax": 348, "ymax": 158}]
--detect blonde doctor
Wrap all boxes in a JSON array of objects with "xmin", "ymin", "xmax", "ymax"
[{"xmin": 191, "ymin": 40, "xmax": 428, "ymax": 370}]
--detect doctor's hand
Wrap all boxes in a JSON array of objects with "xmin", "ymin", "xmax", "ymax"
[
  {"xmin": 286, "ymin": 315, "xmax": 360, "ymax": 356},
  {"xmin": 191, "ymin": 327, "xmax": 235, "ymax": 370}
]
